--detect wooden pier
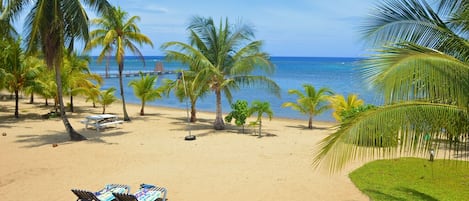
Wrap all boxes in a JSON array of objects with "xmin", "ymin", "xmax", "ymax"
[{"xmin": 97, "ymin": 70, "xmax": 176, "ymax": 78}]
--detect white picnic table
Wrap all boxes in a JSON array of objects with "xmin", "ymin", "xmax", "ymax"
[{"xmin": 81, "ymin": 114, "xmax": 123, "ymax": 132}]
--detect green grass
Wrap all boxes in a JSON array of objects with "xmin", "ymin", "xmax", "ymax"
[{"xmin": 349, "ymin": 157, "xmax": 469, "ymax": 201}]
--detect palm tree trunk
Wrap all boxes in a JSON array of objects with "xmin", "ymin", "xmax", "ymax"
[
  {"xmin": 308, "ymin": 115, "xmax": 313, "ymax": 129},
  {"xmin": 14, "ymin": 89, "xmax": 19, "ymax": 118},
  {"xmin": 54, "ymin": 61, "xmax": 86, "ymax": 141},
  {"xmin": 118, "ymin": 62, "xmax": 131, "ymax": 121},
  {"xmin": 190, "ymin": 102, "xmax": 197, "ymax": 122},
  {"xmin": 29, "ymin": 93, "xmax": 34, "ymax": 104},
  {"xmin": 140, "ymin": 101, "xmax": 145, "ymax": 116},
  {"xmin": 70, "ymin": 94, "xmax": 74, "ymax": 113},
  {"xmin": 214, "ymin": 89, "xmax": 225, "ymax": 130},
  {"xmin": 258, "ymin": 120, "xmax": 262, "ymax": 137}
]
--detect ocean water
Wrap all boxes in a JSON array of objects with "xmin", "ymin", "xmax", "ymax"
[{"xmin": 89, "ymin": 56, "xmax": 380, "ymax": 122}]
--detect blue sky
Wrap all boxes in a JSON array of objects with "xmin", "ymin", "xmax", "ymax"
[
  {"xmin": 102, "ymin": 0, "xmax": 378, "ymax": 57},
  {"xmin": 16, "ymin": 0, "xmax": 377, "ymax": 57}
]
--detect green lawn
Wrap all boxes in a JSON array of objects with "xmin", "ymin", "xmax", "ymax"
[{"xmin": 349, "ymin": 157, "xmax": 469, "ymax": 201}]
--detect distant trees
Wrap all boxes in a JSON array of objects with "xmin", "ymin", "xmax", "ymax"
[{"xmin": 329, "ymin": 94, "xmax": 364, "ymax": 122}]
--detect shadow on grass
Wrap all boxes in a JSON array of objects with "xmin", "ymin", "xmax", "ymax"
[{"xmin": 363, "ymin": 188, "xmax": 438, "ymax": 201}]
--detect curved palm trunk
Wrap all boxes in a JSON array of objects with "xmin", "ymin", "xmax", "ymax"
[
  {"xmin": 214, "ymin": 89, "xmax": 225, "ymax": 130},
  {"xmin": 308, "ymin": 115, "xmax": 313, "ymax": 129},
  {"xmin": 55, "ymin": 62, "xmax": 86, "ymax": 141},
  {"xmin": 118, "ymin": 62, "xmax": 131, "ymax": 121}
]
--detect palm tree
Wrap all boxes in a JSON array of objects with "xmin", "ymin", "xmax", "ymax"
[
  {"xmin": 313, "ymin": 0, "xmax": 469, "ymax": 172},
  {"xmin": 23, "ymin": 54, "xmax": 47, "ymax": 104},
  {"xmin": 160, "ymin": 70, "xmax": 210, "ymax": 122},
  {"xmin": 329, "ymin": 94, "xmax": 364, "ymax": 122},
  {"xmin": 162, "ymin": 16, "xmax": 280, "ymax": 130},
  {"xmin": 86, "ymin": 6, "xmax": 154, "ymax": 121},
  {"xmin": 0, "ymin": 38, "xmax": 40, "ymax": 118},
  {"xmin": 128, "ymin": 72, "xmax": 162, "ymax": 116},
  {"xmin": 248, "ymin": 100, "xmax": 273, "ymax": 137},
  {"xmin": 282, "ymin": 84, "xmax": 333, "ymax": 129},
  {"xmin": 97, "ymin": 87, "xmax": 117, "ymax": 114},
  {"xmin": 2, "ymin": 0, "xmax": 112, "ymax": 141},
  {"xmin": 62, "ymin": 52, "xmax": 102, "ymax": 112}
]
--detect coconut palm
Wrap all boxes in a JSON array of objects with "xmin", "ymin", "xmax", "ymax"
[
  {"xmin": 282, "ymin": 84, "xmax": 333, "ymax": 129},
  {"xmin": 62, "ymin": 52, "xmax": 102, "ymax": 112},
  {"xmin": 97, "ymin": 87, "xmax": 117, "ymax": 114},
  {"xmin": 86, "ymin": 6, "xmax": 154, "ymax": 121},
  {"xmin": 162, "ymin": 16, "xmax": 280, "ymax": 130},
  {"xmin": 23, "ymin": 54, "xmax": 47, "ymax": 104},
  {"xmin": 128, "ymin": 72, "xmax": 162, "ymax": 116},
  {"xmin": 1, "ymin": 0, "xmax": 112, "ymax": 140},
  {"xmin": 313, "ymin": 0, "xmax": 469, "ymax": 172},
  {"xmin": 248, "ymin": 100, "xmax": 273, "ymax": 137},
  {"xmin": 160, "ymin": 70, "xmax": 209, "ymax": 122},
  {"xmin": 329, "ymin": 94, "xmax": 364, "ymax": 122},
  {"xmin": 0, "ymin": 38, "xmax": 41, "ymax": 118}
]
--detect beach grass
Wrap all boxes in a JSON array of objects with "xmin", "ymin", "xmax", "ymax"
[{"xmin": 349, "ymin": 157, "xmax": 469, "ymax": 201}]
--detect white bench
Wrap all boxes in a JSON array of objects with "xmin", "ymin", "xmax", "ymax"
[{"xmin": 81, "ymin": 114, "xmax": 124, "ymax": 132}]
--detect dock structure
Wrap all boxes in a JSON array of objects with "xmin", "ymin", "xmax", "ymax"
[
  {"xmin": 98, "ymin": 61, "xmax": 175, "ymax": 78},
  {"xmin": 96, "ymin": 70, "xmax": 175, "ymax": 78}
]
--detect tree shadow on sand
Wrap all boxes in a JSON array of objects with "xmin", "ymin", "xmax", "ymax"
[
  {"xmin": 362, "ymin": 187, "xmax": 438, "ymax": 201},
  {"xmin": 14, "ymin": 129, "xmax": 130, "ymax": 148},
  {"xmin": 285, "ymin": 124, "xmax": 334, "ymax": 131}
]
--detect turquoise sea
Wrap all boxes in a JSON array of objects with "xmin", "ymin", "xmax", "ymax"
[{"xmin": 90, "ymin": 56, "xmax": 380, "ymax": 122}]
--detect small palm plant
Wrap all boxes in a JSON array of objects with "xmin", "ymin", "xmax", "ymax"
[
  {"xmin": 248, "ymin": 100, "xmax": 273, "ymax": 137},
  {"xmin": 128, "ymin": 72, "xmax": 162, "ymax": 116},
  {"xmin": 98, "ymin": 87, "xmax": 117, "ymax": 114},
  {"xmin": 329, "ymin": 94, "xmax": 364, "ymax": 122},
  {"xmin": 282, "ymin": 84, "xmax": 333, "ymax": 129}
]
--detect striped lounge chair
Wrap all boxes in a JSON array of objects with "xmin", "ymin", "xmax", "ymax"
[
  {"xmin": 112, "ymin": 184, "xmax": 167, "ymax": 201},
  {"xmin": 71, "ymin": 184, "xmax": 131, "ymax": 201}
]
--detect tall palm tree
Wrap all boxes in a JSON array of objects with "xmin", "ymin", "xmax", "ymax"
[
  {"xmin": 162, "ymin": 16, "xmax": 280, "ymax": 130},
  {"xmin": 282, "ymin": 84, "xmax": 333, "ymax": 129},
  {"xmin": 313, "ymin": 0, "xmax": 469, "ymax": 172},
  {"xmin": 128, "ymin": 72, "xmax": 162, "ymax": 116},
  {"xmin": 329, "ymin": 94, "xmax": 364, "ymax": 122},
  {"xmin": 2, "ymin": 0, "xmax": 112, "ymax": 141},
  {"xmin": 248, "ymin": 100, "xmax": 273, "ymax": 137},
  {"xmin": 86, "ymin": 6, "xmax": 154, "ymax": 121}
]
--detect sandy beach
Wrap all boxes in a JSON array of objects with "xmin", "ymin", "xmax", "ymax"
[{"xmin": 0, "ymin": 95, "xmax": 368, "ymax": 201}]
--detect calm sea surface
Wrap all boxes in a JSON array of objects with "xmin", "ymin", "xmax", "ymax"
[{"xmin": 89, "ymin": 56, "xmax": 381, "ymax": 122}]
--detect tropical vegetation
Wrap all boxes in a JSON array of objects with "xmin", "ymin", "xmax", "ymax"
[
  {"xmin": 248, "ymin": 100, "xmax": 273, "ymax": 137},
  {"xmin": 160, "ymin": 70, "xmax": 210, "ymax": 122},
  {"xmin": 225, "ymin": 100, "xmax": 249, "ymax": 133},
  {"xmin": 282, "ymin": 84, "xmax": 333, "ymax": 129},
  {"xmin": 86, "ymin": 5, "xmax": 153, "ymax": 121},
  {"xmin": 1, "ymin": 0, "xmax": 113, "ymax": 140},
  {"xmin": 328, "ymin": 94, "xmax": 364, "ymax": 122},
  {"xmin": 313, "ymin": 0, "xmax": 469, "ymax": 172},
  {"xmin": 128, "ymin": 72, "xmax": 162, "ymax": 116},
  {"xmin": 97, "ymin": 87, "xmax": 117, "ymax": 114},
  {"xmin": 161, "ymin": 16, "xmax": 280, "ymax": 130}
]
